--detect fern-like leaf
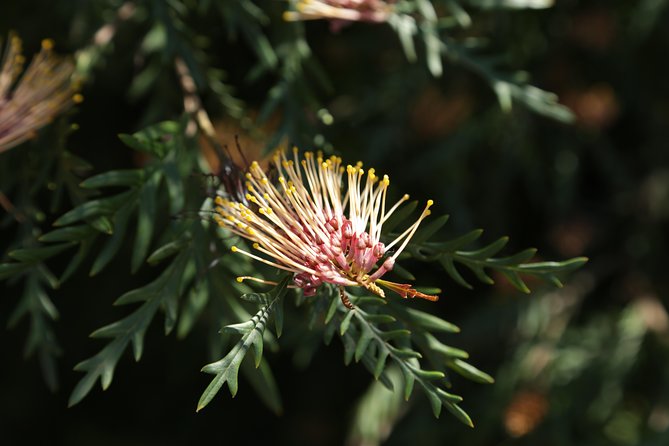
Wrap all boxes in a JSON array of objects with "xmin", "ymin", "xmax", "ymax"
[{"xmin": 197, "ymin": 275, "xmax": 290, "ymax": 411}]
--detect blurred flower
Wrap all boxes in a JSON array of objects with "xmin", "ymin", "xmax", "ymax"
[
  {"xmin": 0, "ymin": 33, "xmax": 81, "ymax": 153},
  {"xmin": 283, "ymin": 0, "xmax": 395, "ymax": 31},
  {"xmin": 562, "ymin": 83, "xmax": 619, "ymax": 130},
  {"xmin": 215, "ymin": 149, "xmax": 438, "ymax": 304},
  {"xmin": 504, "ymin": 390, "xmax": 549, "ymax": 437}
]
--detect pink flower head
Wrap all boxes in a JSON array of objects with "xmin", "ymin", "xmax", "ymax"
[
  {"xmin": 0, "ymin": 33, "xmax": 81, "ymax": 153},
  {"xmin": 283, "ymin": 0, "xmax": 395, "ymax": 31},
  {"xmin": 214, "ymin": 148, "xmax": 438, "ymax": 303}
]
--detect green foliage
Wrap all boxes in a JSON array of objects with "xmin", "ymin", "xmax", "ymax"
[
  {"xmin": 197, "ymin": 274, "xmax": 290, "ymax": 412},
  {"xmin": 0, "ymin": 0, "xmax": 598, "ymax": 437}
]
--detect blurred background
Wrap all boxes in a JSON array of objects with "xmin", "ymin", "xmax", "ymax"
[{"xmin": 2, "ymin": 0, "xmax": 669, "ymax": 445}]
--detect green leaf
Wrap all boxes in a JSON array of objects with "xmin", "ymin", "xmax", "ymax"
[
  {"xmin": 9, "ymin": 244, "xmax": 74, "ymax": 263},
  {"xmin": 131, "ymin": 173, "xmax": 160, "ymax": 273},
  {"xmin": 429, "ymin": 229, "xmax": 483, "ymax": 252},
  {"xmin": 147, "ymin": 238, "xmax": 189, "ymax": 264},
  {"xmin": 54, "ymin": 191, "xmax": 133, "ymax": 227},
  {"xmin": 90, "ymin": 201, "xmax": 134, "ymax": 276},
  {"xmin": 393, "ymin": 307, "xmax": 460, "ymax": 333},
  {"xmin": 340, "ymin": 309, "xmax": 355, "ymax": 335},
  {"xmin": 61, "ymin": 238, "xmax": 94, "ymax": 283},
  {"xmin": 39, "ymin": 225, "xmax": 95, "ymax": 243},
  {"xmin": 197, "ymin": 275, "xmax": 289, "ymax": 411},
  {"xmin": 439, "ymin": 255, "xmax": 473, "ymax": 289},
  {"xmin": 80, "ymin": 170, "xmax": 145, "ymax": 189},
  {"xmin": 118, "ymin": 121, "xmax": 181, "ymax": 159},
  {"xmin": 447, "ymin": 359, "xmax": 495, "ymax": 384},
  {"xmin": 500, "ymin": 270, "xmax": 531, "ymax": 293},
  {"xmin": 87, "ymin": 216, "xmax": 114, "ymax": 234},
  {"xmin": 0, "ymin": 263, "xmax": 30, "ymax": 280},
  {"xmin": 457, "ymin": 236, "xmax": 509, "ymax": 259}
]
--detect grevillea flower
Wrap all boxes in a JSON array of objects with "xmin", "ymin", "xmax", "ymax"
[
  {"xmin": 0, "ymin": 33, "xmax": 81, "ymax": 153},
  {"xmin": 214, "ymin": 148, "xmax": 438, "ymax": 306},
  {"xmin": 283, "ymin": 0, "xmax": 394, "ymax": 28}
]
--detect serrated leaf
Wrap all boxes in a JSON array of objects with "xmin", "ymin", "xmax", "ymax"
[{"xmin": 197, "ymin": 276, "xmax": 289, "ymax": 411}]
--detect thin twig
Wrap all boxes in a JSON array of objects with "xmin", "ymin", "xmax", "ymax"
[{"xmin": 0, "ymin": 190, "xmax": 25, "ymax": 222}]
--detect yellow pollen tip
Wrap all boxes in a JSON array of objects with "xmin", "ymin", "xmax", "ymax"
[
  {"xmin": 279, "ymin": 176, "xmax": 286, "ymax": 183},
  {"xmin": 41, "ymin": 39, "xmax": 55, "ymax": 50},
  {"xmin": 292, "ymin": 146, "xmax": 299, "ymax": 154},
  {"xmin": 231, "ymin": 246, "xmax": 238, "ymax": 252},
  {"xmin": 251, "ymin": 161, "xmax": 259, "ymax": 168},
  {"xmin": 215, "ymin": 197, "xmax": 224, "ymax": 205},
  {"xmin": 236, "ymin": 277, "xmax": 244, "ymax": 283},
  {"xmin": 427, "ymin": 199, "xmax": 434, "ymax": 207},
  {"xmin": 403, "ymin": 194, "xmax": 410, "ymax": 200},
  {"xmin": 72, "ymin": 93, "xmax": 84, "ymax": 104},
  {"xmin": 253, "ymin": 243, "xmax": 260, "ymax": 249},
  {"xmin": 245, "ymin": 173, "xmax": 252, "ymax": 179}
]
